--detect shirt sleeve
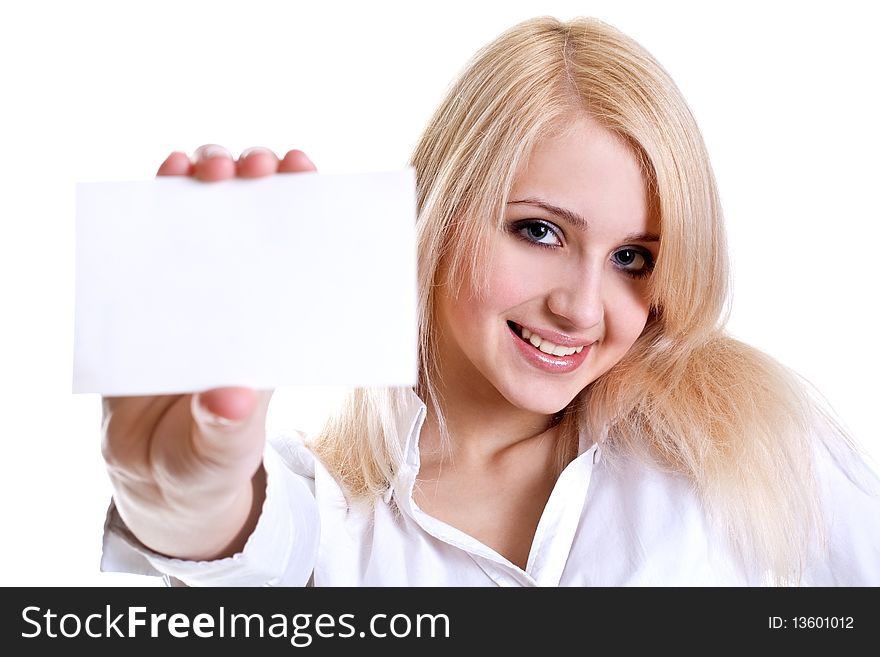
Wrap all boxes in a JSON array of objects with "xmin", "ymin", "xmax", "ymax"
[
  {"xmin": 100, "ymin": 436, "xmax": 320, "ymax": 586},
  {"xmin": 803, "ymin": 435, "xmax": 880, "ymax": 586}
]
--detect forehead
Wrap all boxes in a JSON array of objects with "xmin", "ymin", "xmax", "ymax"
[{"xmin": 510, "ymin": 115, "xmax": 657, "ymax": 235}]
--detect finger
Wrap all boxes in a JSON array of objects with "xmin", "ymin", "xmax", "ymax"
[
  {"xmin": 157, "ymin": 151, "xmax": 193, "ymax": 177},
  {"xmin": 278, "ymin": 149, "xmax": 317, "ymax": 173},
  {"xmin": 236, "ymin": 146, "xmax": 279, "ymax": 178},
  {"xmin": 192, "ymin": 387, "xmax": 260, "ymax": 426},
  {"xmin": 192, "ymin": 144, "xmax": 236, "ymax": 182},
  {"xmin": 101, "ymin": 394, "xmax": 181, "ymax": 475},
  {"xmin": 190, "ymin": 387, "xmax": 274, "ymax": 468}
]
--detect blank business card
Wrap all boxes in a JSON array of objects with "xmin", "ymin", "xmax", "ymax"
[{"xmin": 73, "ymin": 170, "xmax": 418, "ymax": 395}]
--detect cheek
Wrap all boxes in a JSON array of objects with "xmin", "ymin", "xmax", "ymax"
[
  {"xmin": 483, "ymin": 252, "xmax": 541, "ymax": 311},
  {"xmin": 605, "ymin": 282, "xmax": 651, "ymax": 347},
  {"xmin": 444, "ymin": 258, "xmax": 531, "ymax": 342}
]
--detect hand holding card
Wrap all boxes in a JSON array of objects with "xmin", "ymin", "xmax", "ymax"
[{"xmin": 86, "ymin": 146, "xmax": 415, "ymax": 562}]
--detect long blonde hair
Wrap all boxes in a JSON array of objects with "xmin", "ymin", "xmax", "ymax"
[{"xmin": 311, "ymin": 16, "xmax": 850, "ymax": 584}]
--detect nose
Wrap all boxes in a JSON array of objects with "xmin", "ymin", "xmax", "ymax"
[{"xmin": 546, "ymin": 261, "xmax": 604, "ymax": 330}]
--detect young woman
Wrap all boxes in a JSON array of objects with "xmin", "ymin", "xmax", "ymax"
[{"xmin": 101, "ymin": 17, "xmax": 879, "ymax": 586}]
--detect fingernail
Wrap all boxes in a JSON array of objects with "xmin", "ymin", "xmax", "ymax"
[
  {"xmin": 240, "ymin": 146, "xmax": 275, "ymax": 160},
  {"xmin": 193, "ymin": 394, "xmax": 244, "ymax": 429},
  {"xmin": 203, "ymin": 412, "xmax": 242, "ymax": 428},
  {"xmin": 282, "ymin": 149, "xmax": 316, "ymax": 169},
  {"xmin": 195, "ymin": 144, "xmax": 232, "ymax": 161}
]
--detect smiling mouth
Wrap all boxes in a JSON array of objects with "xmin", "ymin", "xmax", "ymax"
[{"xmin": 507, "ymin": 321, "xmax": 585, "ymax": 357}]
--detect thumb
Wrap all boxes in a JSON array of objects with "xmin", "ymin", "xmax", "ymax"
[
  {"xmin": 189, "ymin": 387, "xmax": 273, "ymax": 470},
  {"xmin": 191, "ymin": 387, "xmax": 262, "ymax": 430}
]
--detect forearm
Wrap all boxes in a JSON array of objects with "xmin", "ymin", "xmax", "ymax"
[
  {"xmin": 102, "ymin": 443, "xmax": 320, "ymax": 586},
  {"xmin": 111, "ymin": 465, "xmax": 267, "ymax": 561}
]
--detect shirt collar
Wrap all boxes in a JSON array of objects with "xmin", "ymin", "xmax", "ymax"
[
  {"xmin": 382, "ymin": 388, "xmax": 426, "ymax": 506},
  {"xmin": 396, "ymin": 387, "xmax": 428, "ymax": 467}
]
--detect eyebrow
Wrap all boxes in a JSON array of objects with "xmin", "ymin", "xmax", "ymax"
[{"xmin": 508, "ymin": 197, "xmax": 660, "ymax": 243}]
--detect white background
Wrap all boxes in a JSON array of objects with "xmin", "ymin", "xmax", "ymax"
[{"xmin": 1, "ymin": 0, "xmax": 877, "ymax": 586}]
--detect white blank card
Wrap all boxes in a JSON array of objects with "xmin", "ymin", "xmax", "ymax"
[{"xmin": 73, "ymin": 170, "xmax": 418, "ymax": 395}]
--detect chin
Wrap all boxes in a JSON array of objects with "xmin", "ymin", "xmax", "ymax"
[{"xmin": 502, "ymin": 386, "xmax": 581, "ymax": 417}]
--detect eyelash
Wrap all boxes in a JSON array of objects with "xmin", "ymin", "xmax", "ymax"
[
  {"xmin": 509, "ymin": 219, "xmax": 561, "ymax": 249},
  {"xmin": 508, "ymin": 219, "xmax": 656, "ymax": 279},
  {"xmin": 613, "ymin": 249, "xmax": 655, "ymax": 279}
]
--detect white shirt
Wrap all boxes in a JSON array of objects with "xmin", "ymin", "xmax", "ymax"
[{"xmin": 102, "ymin": 389, "xmax": 880, "ymax": 586}]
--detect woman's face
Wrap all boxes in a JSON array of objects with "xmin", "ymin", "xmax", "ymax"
[{"xmin": 436, "ymin": 115, "xmax": 659, "ymax": 416}]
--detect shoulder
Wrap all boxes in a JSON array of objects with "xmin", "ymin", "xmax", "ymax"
[
  {"xmin": 267, "ymin": 430, "xmax": 358, "ymax": 506},
  {"xmin": 811, "ymin": 428, "xmax": 880, "ymax": 523},
  {"xmin": 586, "ymin": 447, "xmax": 758, "ymax": 584},
  {"xmin": 812, "ymin": 430, "xmax": 880, "ymax": 498},
  {"xmin": 267, "ymin": 430, "xmax": 317, "ymax": 481},
  {"xmin": 805, "ymin": 431, "xmax": 880, "ymax": 585},
  {"xmin": 590, "ymin": 446, "xmax": 716, "ymax": 543}
]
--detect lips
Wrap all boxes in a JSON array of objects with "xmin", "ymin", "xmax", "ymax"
[
  {"xmin": 508, "ymin": 322, "xmax": 585, "ymax": 356},
  {"xmin": 507, "ymin": 321, "xmax": 592, "ymax": 373}
]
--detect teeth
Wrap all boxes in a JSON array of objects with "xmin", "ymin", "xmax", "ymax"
[{"xmin": 516, "ymin": 324, "xmax": 586, "ymax": 357}]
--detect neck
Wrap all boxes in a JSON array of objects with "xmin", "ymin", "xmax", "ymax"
[{"xmin": 422, "ymin": 372, "xmax": 558, "ymax": 465}]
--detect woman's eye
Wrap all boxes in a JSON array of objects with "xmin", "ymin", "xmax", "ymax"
[
  {"xmin": 514, "ymin": 220, "xmax": 562, "ymax": 247},
  {"xmin": 612, "ymin": 248, "xmax": 654, "ymax": 278}
]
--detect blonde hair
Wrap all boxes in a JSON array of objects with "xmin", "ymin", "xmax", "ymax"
[{"xmin": 311, "ymin": 16, "xmax": 852, "ymax": 584}]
